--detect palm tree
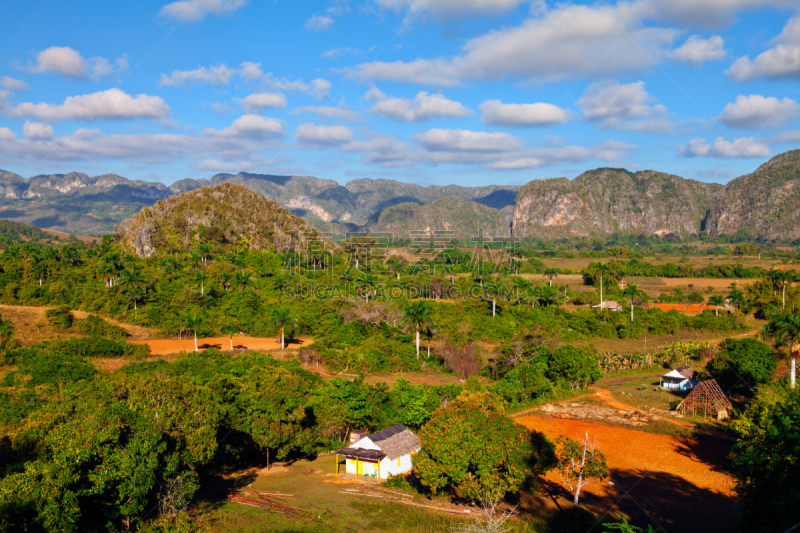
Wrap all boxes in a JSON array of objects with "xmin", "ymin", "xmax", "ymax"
[
  {"xmin": 358, "ymin": 274, "xmax": 378, "ymax": 302},
  {"xmin": 707, "ymin": 295, "xmax": 724, "ymax": 316},
  {"xmin": 270, "ymin": 307, "xmax": 298, "ymax": 350},
  {"xmin": 511, "ymin": 276, "xmax": 532, "ymax": 305},
  {"xmin": 621, "ymin": 283, "xmax": 646, "ymax": 323},
  {"xmin": 728, "ymin": 288, "xmax": 747, "ymax": 313},
  {"xmin": 233, "ymin": 271, "xmax": 255, "ymax": 291},
  {"xmin": 195, "ymin": 271, "xmax": 209, "ymax": 295},
  {"xmin": 402, "ymin": 301, "xmax": 434, "ymax": 358},
  {"xmin": 768, "ymin": 270, "xmax": 792, "ymax": 310},
  {"xmin": 587, "ymin": 262, "xmax": 613, "ymax": 311},
  {"xmin": 763, "ymin": 312, "xmax": 800, "ymax": 389},
  {"xmin": 543, "ymin": 267, "xmax": 559, "ymax": 287},
  {"xmin": 181, "ymin": 312, "xmax": 206, "ymax": 352},
  {"xmin": 127, "ymin": 286, "xmax": 146, "ymax": 319},
  {"xmin": 536, "ymin": 284, "xmax": 559, "ymax": 307},
  {"xmin": 221, "ymin": 323, "xmax": 238, "ymax": 351},
  {"xmin": 197, "ymin": 244, "xmax": 211, "ymax": 266},
  {"xmin": 118, "ymin": 268, "xmax": 146, "ymax": 291}
]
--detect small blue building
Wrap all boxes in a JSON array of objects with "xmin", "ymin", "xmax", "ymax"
[{"xmin": 661, "ymin": 368, "xmax": 698, "ymax": 391}]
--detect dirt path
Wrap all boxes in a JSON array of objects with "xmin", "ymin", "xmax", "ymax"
[
  {"xmin": 517, "ymin": 416, "xmax": 736, "ymax": 533},
  {"xmin": 132, "ymin": 336, "xmax": 311, "ymax": 355}
]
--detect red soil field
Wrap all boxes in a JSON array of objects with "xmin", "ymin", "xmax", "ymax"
[{"xmin": 132, "ymin": 336, "xmax": 309, "ymax": 355}]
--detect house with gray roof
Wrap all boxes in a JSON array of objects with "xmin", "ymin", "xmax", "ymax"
[{"xmin": 335, "ymin": 423, "xmax": 421, "ymax": 480}]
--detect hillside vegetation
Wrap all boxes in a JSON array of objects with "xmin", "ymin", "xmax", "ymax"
[
  {"xmin": 371, "ymin": 197, "xmax": 509, "ymax": 239},
  {"xmin": 114, "ymin": 183, "xmax": 321, "ymax": 257}
]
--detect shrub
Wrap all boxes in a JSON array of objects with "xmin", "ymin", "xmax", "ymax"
[
  {"xmin": 75, "ymin": 314, "xmax": 128, "ymax": 339},
  {"xmin": 44, "ymin": 306, "xmax": 73, "ymax": 329},
  {"xmin": 442, "ymin": 341, "xmax": 481, "ymax": 379},
  {"xmin": 703, "ymin": 338, "xmax": 776, "ymax": 395},
  {"xmin": 547, "ymin": 346, "xmax": 602, "ymax": 391}
]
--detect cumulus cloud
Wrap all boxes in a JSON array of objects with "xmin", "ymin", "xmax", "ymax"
[
  {"xmin": 12, "ymin": 89, "xmax": 171, "ymax": 122},
  {"xmin": 159, "ymin": 0, "xmax": 248, "ymax": 22},
  {"xmin": 718, "ymin": 94, "xmax": 799, "ymax": 130},
  {"xmin": 22, "ymin": 46, "xmax": 126, "ymax": 81},
  {"xmin": 479, "ymin": 100, "xmax": 571, "ymax": 127},
  {"xmin": 489, "ymin": 140, "xmax": 636, "ymax": 170},
  {"xmin": 1, "ymin": 76, "xmax": 28, "ymax": 92},
  {"xmin": 653, "ymin": 0, "xmax": 796, "ymax": 30},
  {"xmin": 291, "ymin": 105, "xmax": 360, "ymax": 120},
  {"xmin": 367, "ymin": 89, "xmax": 473, "ymax": 122},
  {"xmin": 296, "ymin": 123, "xmax": 354, "ymax": 147},
  {"xmin": 0, "ymin": 128, "xmax": 17, "ymax": 141},
  {"xmin": 670, "ymin": 35, "xmax": 727, "ymax": 67},
  {"xmin": 321, "ymin": 47, "xmax": 362, "ymax": 59},
  {"xmin": 159, "ymin": 64, "xmax": 234, "ymax": 87},
  {"xmin": 347, "ymin": 2, "xmax": 678, "ymax": 86},
  {"xmin": 305, "ymin": 13, "xmax": 334, "ymax": 31},
  {"xmin": 413, "ymin": 128, "xmax": 520, "ymax": 153},
  {"xmin": 374, "ymin": 0, "xmax": 527, "ymax": 22},
  {"xmin": 202, "ymin": 114, "xmax": 284, "ymax": 138},
  {"xmin": 578, "ymin": 80, "xmax": 673, "ymax": 133},
  {"xmin": 211, "ymin": 102, "xmax": 234, "ymax": 114},
  {"xmin": 727, "ymin": 15, "xmax": 800, "ymax": 81},
  {"xmin": 341, "ymin": 133, "xmax": 414, "ymax": 167},
  {"xmin": 678, "ymin": 137, "xmax": 770, "ymax": 158},
  {"xmin": 234, "ymin": 92, "xmax": 287, "ymax": 112},
  {"xmin": 22, "ymin": 122, "xmax": 54, "ymax": 140}
]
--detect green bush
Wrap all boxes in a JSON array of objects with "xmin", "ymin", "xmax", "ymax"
[
  {"xmin": 75, "ymin": 314, "xmax": 128, "ymax": 339},
  {"xmin": 44, "ymin": 306, "xmax": 73, "ymax": 329},
  {"xmin": 703, "ymin": 338, "xmax": 776, "ymax": 395}
]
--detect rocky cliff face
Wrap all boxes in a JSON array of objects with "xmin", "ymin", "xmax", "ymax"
[
  {"xmin": 114, "ymin": 183, "xmax": 319, "ymax": 258},
  {"xmin": 370, "ymin": 197, "xmax": 509, "ymax": 240},
  {"xmin": 512, "ymin": 168, "xmax": 722, "ymax": 239},
  {"xmin": 705, "ymin": 149, "xmax": 800, "ymax": 240}
]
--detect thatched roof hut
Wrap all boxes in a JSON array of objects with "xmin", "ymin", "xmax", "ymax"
[{"xmin": 676, "ymin": 379, "xmax": 732, "ymax": 420}]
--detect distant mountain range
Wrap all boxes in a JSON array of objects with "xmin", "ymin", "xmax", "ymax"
[{"xmin": 2, "ymin": 148, "xmax": 800, "ymax": 240}]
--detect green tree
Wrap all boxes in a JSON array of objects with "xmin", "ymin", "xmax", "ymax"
[
  {"xmin": 180, "ymin": 311, "xmax": 206, "ymax": 352},
  {"xmin": 270, "ymin": 307, "xmax": 298, "ymax": 350},
  {"xmin": 543, "ymin": 267, "xmax": 559, "ymax": 287},
  {"xmin": 707, "ymin": 294, "xmax": 725, "ymax": 316},
  {"xmin": 194, "ymin": 271, "xmax": 209, "ymax": 295},
  {"xmin": 127, "ymin": 285, "xmax": 146, "ymax": 319},
  {"xmin": 704, "ymin": 338, "xmax": 776, "ymax": 395},
  {"xmin": 221, "ymin": 323, "xmax": 238, "ymax": 351},
  {"xmin": 587, "ymin": 262, "xmax": 613, "ymax": 311},
  {"xmin": 622, "ymin": 283, "xmax": 646, "ymax": 323},
  {"xmin": 232, "ymin": 271, "xmax": 255, "ymax": 291},
  {"xmin": 730, "ymin": 386, "xmax": 800, "ymax": 533},
  {"xmin": 414, "ymin": 391, "xmax": 555, "ymax": 500},
  {"xmin": 402, "ymin": 301, "xmax": 434, "ymax": 358},
  {"xmin": 547, "ymin": 346, "xmax": 602, "ymax": 391},
  {"xmin": 557, "ymin": 432, "xmax": 609, "ymax": 507},
  {"xmin": 762, "ymin": 311, "xmax": 800, "ymax": 388}
]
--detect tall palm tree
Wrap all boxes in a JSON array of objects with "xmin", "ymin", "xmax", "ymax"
[
  {"xmin": 233, "ymin": 271, "xmax": 255, "ymax": 291},
  {"xmin": 402, "ymin": 301, "xmax": 434, "ymax": 358},
  {"xmin": 543, "ymin": 267, "xmax": 559, "ymax": 287},
  {"xmin": 511, "ymin": 276, "xmax": 532, "ymax": 305},
  {"xmin": 127, "ymin": 286, "xmax": 146, "ymax": 319},
  {"xmin": 181, "ymin": 312, "xmax": 206, "ymax": 352},
  {"xmin": 587, "ymin": 262, "xmax": 612, "ymax": 311},
  {"xmin": 762, "ymin": 311, "xmax": 800, "ymax": 389},
  {"xmin": 195, "ymin": 271, "xmax": 209, "ymax": 295},
  {"xmin": 768, "ymin": 270, "xmax": 792, "ymax": 310},
  {"xmin": 622, "ymin": 283, "xmax": 646, "ymax": 323},
  {"xmin": 221, "ymin": 323, "xmax": 238, "ymax": 351},
  {"xmin": 707, "ymin": 295, "xmax": 724, "ymax": 316},
  {"xmin": 270, "ymin": 307, "xmax": 298, "ymax": 350},
  {"xmin": 118, "ymin": 268, "xmax": 146, "ymax": 291}
]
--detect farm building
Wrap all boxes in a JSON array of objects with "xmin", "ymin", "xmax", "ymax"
[
  {"xmin": 676, "ymin": 379, "xmax": 733, "ymax": 420},
  {"xmin": 660, "ymin": 367, "xmax": 698, "ymax": 391},
  {"xmin": 593, "ymin": 301, "xmax": 623, "ymax": 311},
  {"xmin": 335, "ymin": 423, "xmax": 421, "ymax": 481}
]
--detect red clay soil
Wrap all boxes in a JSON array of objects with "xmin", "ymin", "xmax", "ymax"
[
  {"xmin": 517, "ymin": 416, "xmax": 736, "ymax": 533},
  {"xmin": 132, "ymin": 336, "xmax": 310, "ymax": 356}
]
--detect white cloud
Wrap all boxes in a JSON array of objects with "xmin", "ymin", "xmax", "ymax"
[
  {"xmin": 12, "ymin": 89, "xmax": 171, "ymax": 122},
  {"xmin": 296, "ymin": 123, "xmax": 354, "ymax": 147},
  {"xmin": 1, "ymin": 76, "xmax": 28, "ymax": 92},
  {"xmin": 22, "ymin": 122, "xmax": 54, "ymax": 140},
  {"xmin": 653, "ymin": 0, "xmax": 796, "ymax": 30},
  {"xmin": 670, "ymin": 35, "xmax": 727, "ymax": 67},
  {"xmin": 291, "ymin": 105, "xmax": 360, "ymax": 120},
  {"xmin": 341, "ymin": 133, "xmax": 414, "ymax": 167},
  {"xmin": 305, "ymin": 13, "xmax": 334, "ymax": 31},
  {"xmin": 727, "ymin": 15, "xmax": 800, "ymax": 81},
  {"xmin": 311, "ymin": 79, "xmax": 332, "ymax": 100},
  {"xmin": 718, "ymin": 94, "xmax": 799, "ymax": 130},
  {"xmin": 238, "ymin": 61, "xmax": 264, "ymax": 81},
  {"xmin": 234, "ymin": 92, "xmax": 288, "ymax": 112},
  {"xmin": 202, "ymin": 114, "xmax": 284, "ymax": 138},
  {"xmin": 321, "ymin": 47, "xmax": 361, "ymax": 59},
  {"xmin": 0, "ymin": 128, "xmax": 17, "ymax": 141},
  {"xmin": 490, "ymin": 140, "xmax": 636, "ymax": 170},
  {"xmin": 678, "ymin": 137, "xmax": 770, "ymax": 158},
  {"xmin": 374, "ymin": 0, "xmax": 527, "ymax": 22},
  {"xmin": 159, "ymin": 64, "xmax": 234, "ymax": 86},
  {"xmin": 367, "ymin": 90, "xmax": 473, "ymax": 122},
  {"xmin": 348, "ymin": 2, "xmax": 678, "ymax": 86},
  {"xmin": 23, "ymin": 46, "xmax": 125, "ymax": 81},
  {"xmin": 159, "ymin": 0, "xmax": 248, "ymax": 22},
  {"xmin": 479, "ymin": 100, "xmax": 571, "ymax": 127},
  {"xmin": 578, "ymin": 80, "xmax": 673, "ymax": 133},
  {"xmin": 211, "ymin": 102, "xmax": 234, "ymax": 114},
  {"xmin": 413, "ymin": 128, "xmax": 520, "ymax": 153}
]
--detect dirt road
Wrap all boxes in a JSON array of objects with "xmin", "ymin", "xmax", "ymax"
[{"xmin": 132, "ymin": 336, "xmax": 310, "ymax": 355}]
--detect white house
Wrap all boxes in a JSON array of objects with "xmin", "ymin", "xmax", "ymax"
[
  {"xmin": 593, "ymin": 301, "xmax": 623, "ymax": 311},
  {"xmin": 335, "ymin": 423, "xmax": 421, "ymax": 480},
  {"xmin": 660, "ymin": 368, "xmax": 698, "ymax": 391}
]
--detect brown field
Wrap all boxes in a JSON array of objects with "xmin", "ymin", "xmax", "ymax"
[
  {"xmin": 132, "ymin": 335, "xmax": 311, "ymax": 356},
  {"xmin": 517, "ymin": 415, "xmax": 736, "ymax": 533},
  {"xmin": 42, "ymin": 228, "xmax": 101, "ymax": 244}
]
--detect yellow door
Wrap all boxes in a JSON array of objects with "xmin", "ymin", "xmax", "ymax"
[{"xmin": 357, "ymin": 460, "xmax": 363, "ymax": 476}]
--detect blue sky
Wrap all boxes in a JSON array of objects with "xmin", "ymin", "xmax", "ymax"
[{"xmin": 0, "ymin": 0, "xmax": 799, "ymax": 188}]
